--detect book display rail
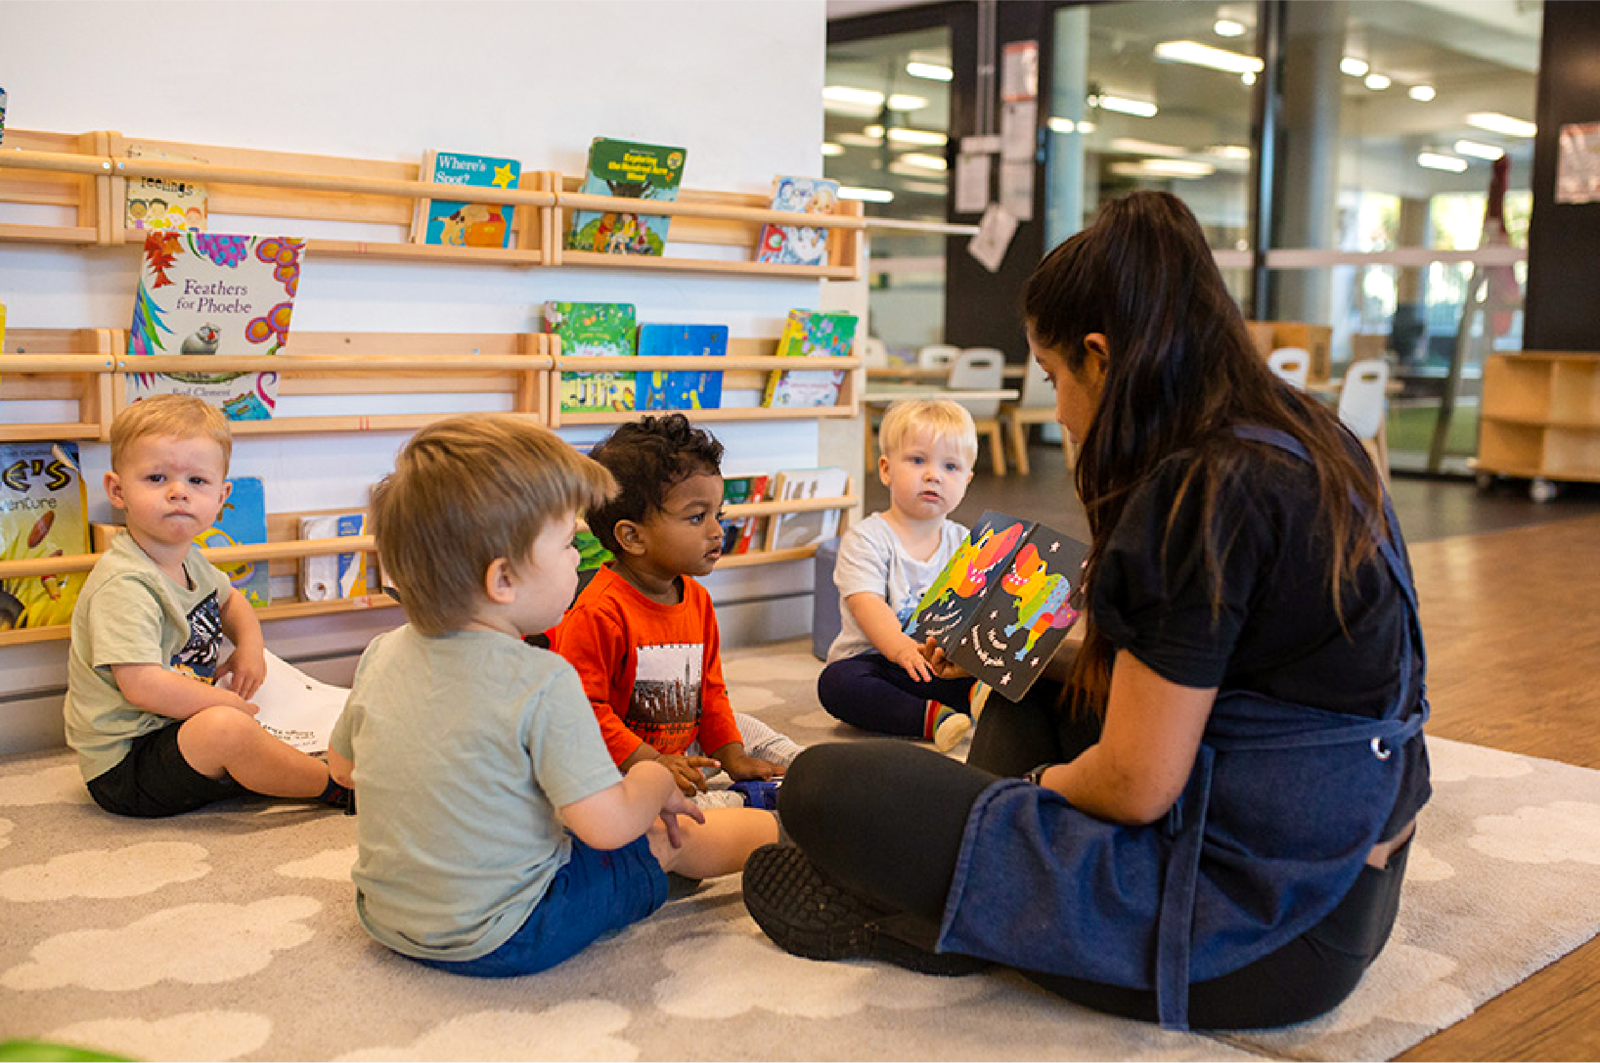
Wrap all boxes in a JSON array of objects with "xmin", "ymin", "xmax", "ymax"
[{"xmin": 0, "ymin": 128, "xmax": 865, "ymax": 647}]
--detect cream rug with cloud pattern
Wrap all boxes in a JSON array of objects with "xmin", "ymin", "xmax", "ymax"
[{"xmin": 4, "ymin": 638, "xmax": 1600, "ymax": 1062}]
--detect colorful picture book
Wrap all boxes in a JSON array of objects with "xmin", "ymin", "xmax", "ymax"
[
  {"xmin": 756, "ymin": 176, "xmax": 841, "ymax": 267},
  {"xmin": 761, "ymin": 309, "xmax": 859, "ymax": 408},
  {"xmin": 298, "ymin": 513, "xmax": 368, "ymax": 602},
  {"xmin": 0, "ymin": 442, "xmax": 90, "ymax": 631},
  {"xmin": 128, "ymin": 231, "xmax": 306, "ymax": 421},
  {"xmin": 764, "ymin": 467, "xmax": 849, "ymax": 551},
  {"xmin": 637, "ymin": 323, "xmax": 727, "ymax": 411},
  {"xmin": 124, "ymin": 145, "xmax": 209, "ymax": 232},
  {"xmin": 413, "ymin": 150, "xmax": 521, "ymax": 249},
  {"xmin": 904, "ymin": 511, "xmax": 1090, "ymax": 703},
  {"xmin": 195, "ymin": 476, "xmax": 269, "ymax": 607},
  {"xmin": 566, "ymin": 138, "xmax": 686, "ymax": 256},
  {"xmin": 720, "ymin": 474, "xmax": 769, "ymax": 555},
  {"xmin": 543, "ymin": 301, "xmax": 638, "ymax": 413}
]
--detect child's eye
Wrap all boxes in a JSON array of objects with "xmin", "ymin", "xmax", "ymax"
[{"xmin": 145, "ymin": 473, "xmax": 164, "ymax": 483}]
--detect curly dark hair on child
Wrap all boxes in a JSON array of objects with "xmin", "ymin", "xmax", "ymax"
[{"xmin": 584, "ymin": 413, "xmax": 725, "ymax": 554}]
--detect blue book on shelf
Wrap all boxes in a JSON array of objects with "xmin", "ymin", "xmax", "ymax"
[
  {"xmin": 637, "ymin": 323, "xmax": 728, "ymax": 411},
  {"xmin": 196, "ymin": 476, "xmax": 269, "ymax": 607}
]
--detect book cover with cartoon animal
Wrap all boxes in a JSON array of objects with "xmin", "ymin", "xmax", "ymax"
[
  {"xmin": 904, "ymin": 510, "xmax": 1088, "ymax": 703},
  {"xmin": 127, "ymin": 231, "xmax": 306, "ymax": 421},
  {"xmin": 0, "ymin": 442, "xmax": 90, "ymax": 631},
  {"xmin": 566, "ymin": 138, "xmax": 686, "ymax": 256},
  {"xmin": 761, "ymin": 309, "xmax": 858, "ymax": 408},
  {"xmin": 413, "ymin": 150, "xmax": 521, "ymax": 249},
  {"xmin": 637, "ymin": 323, "xmax": 727, "ymax": 411},
  {"xmin": 755, "ymin": 176, "xmax": 840, "ymax": 267},
  {"xmin": 195, "ymin": 476, "xmax": 269, "ymax": 607},
  {"xmin": 543, "ymin": 301, "xmax": 638, "ymax": 413}
]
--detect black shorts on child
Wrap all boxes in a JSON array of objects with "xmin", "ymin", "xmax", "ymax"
[{"xmin": 87, "ymin": 721, "xmax": 245, "ymax": 818}]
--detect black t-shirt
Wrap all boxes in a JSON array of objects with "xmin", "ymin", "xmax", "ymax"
[{"xmin": 1091, "ymin": 442, "xmax": 1430, "ymax": 834}]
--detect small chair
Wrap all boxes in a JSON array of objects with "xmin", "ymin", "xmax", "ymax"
[
  {"xmin": 945, "ymin": 347, "xmax": 1008, "ymax": 475},
  {"xmin": 917, "ymin": 344, "xmax": 961, "ymax": 370},
  {"xmin": 1337, "ymin": 357, "xmax": 1391, "ymax": 481},
  {"xmin": 1268, "ymin": 347, "xmax": 1310, "ymax": 390},
  {"xmin": 998, "ymin": 357, "xmax": 1070, "ymax": 476},
  {"xmin": 858, "ymin": 335, "xmax": 891, "ymax": 369}
]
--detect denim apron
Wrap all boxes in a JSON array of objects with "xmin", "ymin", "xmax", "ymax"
[{"xmin": 936, "ymin": 426, "xmax": 1430, "ymax": 1029}]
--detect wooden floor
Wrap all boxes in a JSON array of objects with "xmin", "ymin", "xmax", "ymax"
[{"xmin": 1399, "ymin": 513, "xmax": 1600, "ymax": 1061}]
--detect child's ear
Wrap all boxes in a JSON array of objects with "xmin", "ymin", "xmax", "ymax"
[
  {"xmin": 878, "ymin": 454, "xmax": 892, "ymax": 487},
  {"xmin": 483, "ymin": 557, "xmax": 517, "ymax": 604},
  {"xmin": 104, "ymin": 471, "xmax": 126, "ymax": 511},
  {"xmin": 612, "ymin": 519, "xmax": 648, "ymax": 557}
]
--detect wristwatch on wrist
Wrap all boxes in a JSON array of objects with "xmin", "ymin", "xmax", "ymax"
[{"xmin": 1024, "ymin": 762, "xmax": 1053, "ymax": 786}]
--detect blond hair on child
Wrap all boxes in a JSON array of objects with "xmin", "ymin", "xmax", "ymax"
[
  {"xmin": 372, "ymin": 415, "xmax": 616, "ymax": 636},
  {"xmin": 877, "ymin": 398, "xmax": 978, "ymax": 468},
  {"xmin": 109, "ymin": 395, "xmax": 233, "ymax": 472}
]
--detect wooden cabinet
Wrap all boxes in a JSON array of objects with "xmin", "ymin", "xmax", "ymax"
[
  {"xmin": 1476, "ymin": 351, "xmax": 1600, "ymax": 501},
  {"xmin": 0, "ymin": 129, "xmax": 863, "ymax": 645}
]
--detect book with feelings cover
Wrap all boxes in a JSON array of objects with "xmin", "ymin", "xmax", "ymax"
[
  {"xmin": 0, "ymin": 441, "xmax": 90, "ymax": 631},
  {"xmin": 124, "ymin": 145, "xmax": 209, "ymax": 232},
  {"xmin": 903, "ymin": 510, "xmax": 1089, "ymax": 703},
  {"xmin": 637, "ymin": 323, "xmax": 727, "ymax": 411},
  {"xmin": 413, "ymin": 150, "xmax": 521, "ymax": 249},
  {"xmin": 128, "ymin": 231, "xmax": 305, "ymax": 421},
  {"xmin": 761, "ymin": 309, "xmax": 858, "ymax": 408},
  {"xmin": 543, "ymin": 301, "xmax": 638, "ymax": 413},
  {"xmin": 756, "ymin": 176, "xmax": 840, "ymax": 267},
  {"xmin": 566, "ymin": 138, "xmax": 686, "ymax": 256}
]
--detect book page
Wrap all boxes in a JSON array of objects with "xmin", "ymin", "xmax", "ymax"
[{"xmin": 239, "ymin": 650, "xmax": 350, "ymax": 754}]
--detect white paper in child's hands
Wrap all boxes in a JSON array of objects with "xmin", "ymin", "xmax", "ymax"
[{"xmin": 232, "ymin": 650, "xmax": 349, "ymax": 753}]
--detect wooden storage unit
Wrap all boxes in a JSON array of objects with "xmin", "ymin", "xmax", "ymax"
[
  {"xmin": 1476, "ymin": 351, "xmax": 1600, "ymax": 501},
  {"xmin": 0, "ymin": 128, "xmax": 864, "ymax": 644}
]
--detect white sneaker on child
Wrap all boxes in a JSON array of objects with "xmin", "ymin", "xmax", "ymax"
[
  {"xmin": 932, "ymin": 711, "xmax": 971, "ymax": 754},
  {"xmin": 969, "ymin": 681, "xmax": 992, "ymax": 726}
]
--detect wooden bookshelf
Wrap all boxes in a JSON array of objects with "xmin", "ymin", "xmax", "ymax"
[{"xmin": 1476, "ymin": 351, "xmax": 1600, "ymax": 501}]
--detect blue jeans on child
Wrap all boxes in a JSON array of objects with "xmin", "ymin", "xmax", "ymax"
[
  {"xmin": 413, "ymin": 834, "xmax": 668, "ymax": 978},
  {"xmin": 818, "ymin": 652, "xmax": 975, "ymax": 737}
]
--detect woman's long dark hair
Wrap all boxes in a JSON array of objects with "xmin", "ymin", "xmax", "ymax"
[{"xmin": 1023, "ymin": 191, "xmax": 1386, "ymax": 710}]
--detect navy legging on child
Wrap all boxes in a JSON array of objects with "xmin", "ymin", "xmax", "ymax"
[{"xmin": 818, "ymin": 652, "xmax": 975, "ymax": 737}]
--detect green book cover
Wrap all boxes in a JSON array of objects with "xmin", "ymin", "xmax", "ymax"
[
  {"xmin": 544, "ymin": 301, "xmax": 638, "ymax": 413},
  {"xmin": 566, "ymin": 138, "xmax": 686, "ymax": 256}
]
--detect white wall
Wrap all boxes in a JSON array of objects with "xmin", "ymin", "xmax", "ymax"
[{"xmin": 0, "ymin": 0, "xmax": 832, "ymax": 752}]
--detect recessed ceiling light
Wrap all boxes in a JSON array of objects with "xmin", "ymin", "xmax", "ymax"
[
  {"xmin": 1153, "ymin": 40, "xmax": 1263, "ymax": 75},
  {"xmin": 886, "ymin": 127, "xmax": 949, "ymax": 147},
  {"xmin": 1090, "ymin": 93, "xmax": 1158, "ymax": 118},
  {"xmin": 1454, "ymin": 139, "xmax": 1506, "ymax": 160},
  {"xmin": 1109, "ymin": 159, "xmax": 1216, "ymax": 179},
  {"xmin": 906, "ymin": 61, "xmax": 952, "ymax": 82},
  {"xmin": 1109, "ymin": 137, "xmax": 1186, "ymax": 156},
  {"xmin": 821, "ymin": 142, "xmax": 844, "ymax": 157},
  {"xmin": 896, "ymin": 153, "xmax": 948, "ymax": 172},
  {"xmin": 1417, "ymin": 152, "xmax": 1468, "ymax": 173},
  {"xmin": 836, "ymin": 133, "xmax": 882, "ymax": 148},
  {"xmin": 887, "ymin": 94, "xmax": 929, "ymax": 111},
  {"xmin": 1214, "ymin": 18, "xmax": 1246, "ymax": 37},
  {"xmin": 823, "ymin": 85, "xmax": 883, "ymax": 107},
  {"xmin": 1409, "ymin": 85, "xmax": 1437, "ymax": 102},
  {"xmin": 1467, "ymin": 112, "xmax": 1537, "ymax": 138},
  {"xmin": 1365, "ymin": 73, "xmax": 1391, "ymax": 91},
  {"xmin": 1047, "ymin": 117, "xmax": 1095, "ymax": 134},
  {"xmin": 1340, "ymin": 56, "xmax": 1370, "ymax": 77},
  {"xmin": 839, "ymin": 185, "xmax": 894, "ymax": 203}
]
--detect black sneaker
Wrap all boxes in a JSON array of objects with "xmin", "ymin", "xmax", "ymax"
[{"xmin": 742, "ymin": 844, "xmax": 988, "ymax": 976}]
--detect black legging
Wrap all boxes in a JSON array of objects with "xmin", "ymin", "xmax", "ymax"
[{"xmin": 778, "ymin": 686, "xmax": 1410, "ymax": 1029}]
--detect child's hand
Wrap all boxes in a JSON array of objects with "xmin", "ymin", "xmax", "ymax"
[
  {"xmin": 721, "ymin": 753, "xmax": 785, "ymax": 782},
  {"xmin": 216, "ymin": 648, "xmax": 268, "ymax": 701},
  {"xmin": 892, "ymin": 639, "xmax": 936, "ymax": 683},
  {"xmin": 919, "ymin": 636, "xmax": 970, "ymax": 680},
  {"xmin": 657, "ymin": 787, "xmax": 707, "ymax": 848},
  {"xmin": 659, "ymin": 753, "xmax": 720, "ymax": 795}
]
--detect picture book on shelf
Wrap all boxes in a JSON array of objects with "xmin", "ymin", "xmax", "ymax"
[
  {"xmin": 543, "ymin": 301, "xmax": 638, "ymax": 413},
  {"xmin": 298, "ymin": 513, "xmax": 368, "ymax": 602},
  {"xmin": 637, "ymin": 323, "xmax": 727, "ymax": 411},
  {"xmin": 903, "ymin": 510, "xmax": 1089, "ymax": 703},
  {"xmin": 127, "ymin": 231, "xmax": 306, "ymax": 421},
  {"xmin": 0, "ymin": 441, "xmax": 90, "ymax": 631},
  {"xmin": 764, "ymin": 467, "xmax": 849, "ymax": 552},
  {"xmin": 720, "ymin": 474, "xmax": 769, "ymax": 555},
  {"xmin": 761, "ymin": 309, "xmax": 858, "ymax": 408},
  {"xmin": 194, "ymin": 476, "xmax": 269, "ymax": 607},
  {"xmin": 124, "ymin": 145, "xmax": 209, "ymax": 232},
  {"xmin": 756, "ymin": 176, "xmax": 841, "ymax": 267},
  {"xmin": 566, "ymin": 138, "xmax": 686, "ymax": 256},
  {"xmin": 413, "ymin": 150, "xmax": 521, "ymax": 249}
]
